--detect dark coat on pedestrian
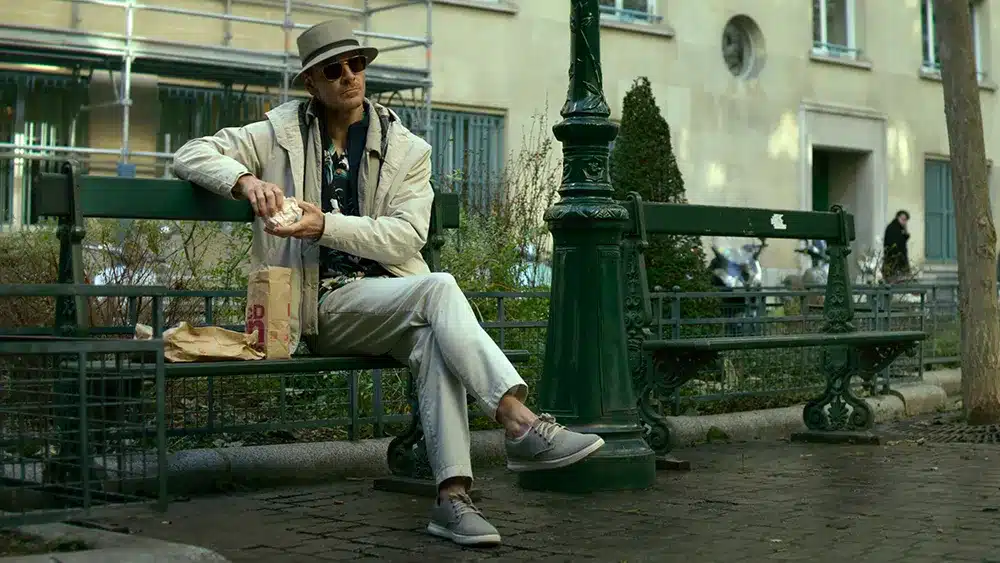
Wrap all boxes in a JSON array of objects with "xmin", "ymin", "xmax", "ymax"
[{"xmin": 882, "ymin": 218, "xmax": 910, "ymax": 282}]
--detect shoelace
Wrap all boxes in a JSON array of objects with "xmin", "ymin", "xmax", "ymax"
[
  {"xmin": 533, "ymin": 413, "xmax": 565, "ymax": 443},
  {"xmin": 448, "ymin": 492, "xmax": 482, "ymax": 518}
]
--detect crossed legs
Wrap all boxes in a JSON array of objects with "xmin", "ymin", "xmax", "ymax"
[{"xmin": 314, "ymin": 273, "xmax": 604, "ymax": 546}]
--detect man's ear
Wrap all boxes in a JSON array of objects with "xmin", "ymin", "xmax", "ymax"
[{"xmin": 303, "ymin": 73, "xmax": 316, "ymax": 97}]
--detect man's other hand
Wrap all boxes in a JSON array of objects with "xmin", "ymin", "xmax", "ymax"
[
  {"xmin": 234, "ymin": 175, "xmax": 285, "ymax": 218},
  {"xmin": 266, "ymin": 201, "xmax": 325, "ymax": 241}
]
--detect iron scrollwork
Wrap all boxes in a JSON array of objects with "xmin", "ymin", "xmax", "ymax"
[
  {"xmin": 638, "ymin": 350, "xmax": 718, "ymax": 455},
  {"xmin": 802, "ymin": 345, "xmax": 874, "ymax": 432},
  {"xmin": 385, "ymin": 373, "xmax": 433, "ymax": 481}
]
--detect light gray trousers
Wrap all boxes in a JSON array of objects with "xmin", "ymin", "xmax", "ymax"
[{"xmin": 312, "ymin": 272, "xmax": 527, "ymax": 486}]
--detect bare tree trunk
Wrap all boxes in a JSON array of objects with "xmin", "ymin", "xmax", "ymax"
[{"xmin": 933, "ymin": 0, "xmax": 1000, "ymax": 424}]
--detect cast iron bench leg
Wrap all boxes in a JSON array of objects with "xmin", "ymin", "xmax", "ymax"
[
  {"xmin": 372, "ymin": 373, "xmax": 483, "ymax": 501},
  {"xmin": 792, "ymin": 344, "xmax": 881, "ymax": 445},
  {"xmin": 792, "ymin": 339, "xmax": 921, "ymax": 445},
  {"xmin": 636, "ymin": 350, "xmax": 713, "ymax": 471}
]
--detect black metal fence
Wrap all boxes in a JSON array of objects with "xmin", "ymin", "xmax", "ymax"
[
  {"xmin": 0, "ymin": 331, "xmax": 167, "ymax": 527},
  {"xmin": 0, "ymin": 282, "xmax": 962, "ymax": 453},
  {"xmin": 646, "ymin": 285, "xmax": 935, "ymax": 415}
]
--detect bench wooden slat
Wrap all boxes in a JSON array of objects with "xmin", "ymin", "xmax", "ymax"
[
  {"xmin": 632, "ymin": 201, "xmax": 855, "ymax": 244},
  {"xmin": 31, "ymin": 173, "xmax": 461, "ymax": 229},
  {"xmin": 89, "ymin": 349, "xmax": 532, "ymax": 378},
  {"xmin": 644, "ymin": 330, "xmax": 927, "ymax": 352}
]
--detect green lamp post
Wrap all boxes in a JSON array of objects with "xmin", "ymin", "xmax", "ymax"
[{"xmin": 518, "ymin": 0, "xmax": 656, "ymax": 493}]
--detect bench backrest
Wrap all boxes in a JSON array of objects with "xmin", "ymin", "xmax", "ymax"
[
  {"xmin": 30, "ymin": 161, "xmax": 460, "ymax": 335},
  {"xmin": 618, "ymin": 192, "xmax": 860, "ymax": 386},
  {"xmin": 625, "ymin": 197, "xmax": 855, "ymax": 245}
]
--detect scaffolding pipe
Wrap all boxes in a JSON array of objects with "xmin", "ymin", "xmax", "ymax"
[
  {"xmin": 229, "ymin": 0, "xmax": 359, "ymax": 15},
  {"xmin": 354, "ymin": 30, "xmax": 428, "ymax": 45},
  {"xmin": 286, "ymin": 0, "xmax": 362, "ymax": 14},
  {"xmin": 134, "ymin": 3, "xmax": 294, "ymax": 28},
  {"xmin": 224, "ymin": 0, "xmax": 233, "ymax": 46},
  {"xmin": 0, "ymin": 0, "xmax": 433, "ymax": 169},
  {"xmin": 51, "ymin": 0, "xmax": 364, "ymax": 15},
  {"xmin": 54, "ymin": 0, "xmax": 129, "ymax": 9},
  {"xmin": 0, "ymin": 142, "xmax": 173, "ymax": 159},
  {"xmin": 424, "ymin": 0, "xmax": 432, "ymax": 139},
  {"xmin": 362, "ymin": 0, "xmax": 369, "ymax": 47},
  {"xmin": 120, "ymin": 0, "xmax": 134, "ymax": 164},
  {"xmin": 365, "ymin": 0, "xmax": 423, "ymax": 15},
  {"xmin": 281, "ymin": 0, "xmax": 292, "ymax": 103}
]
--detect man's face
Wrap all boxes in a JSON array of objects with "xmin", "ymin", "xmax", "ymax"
[{"xmin": 305, "ymin": 53, "xmax": 367, "ymax": 113}]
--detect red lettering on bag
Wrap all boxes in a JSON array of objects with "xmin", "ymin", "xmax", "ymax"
[{"xmin": 246, "ymin": 304, "xmax": 265, "ymax": 346}]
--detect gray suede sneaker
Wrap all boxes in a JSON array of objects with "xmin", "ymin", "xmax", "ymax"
[
  {"xmin": 505, "ymin": 413, "xmax": 605, "ymax": 472},
  {"xmin": 427, "ymin": 492, "xmax": 502, "ymax": 547}
]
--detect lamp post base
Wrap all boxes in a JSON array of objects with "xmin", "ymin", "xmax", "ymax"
[{"xmin": 517, "ymin": 429, "xmax": 655, "ymax": 493}]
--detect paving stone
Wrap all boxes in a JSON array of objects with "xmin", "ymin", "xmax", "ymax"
[{"xmin": 90, "ymin": 440, "xmax": 1000, "ymax": 562}]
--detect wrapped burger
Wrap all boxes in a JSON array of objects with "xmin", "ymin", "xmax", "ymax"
[{"xmin": 265, "ymin": 197, "xmax": 303, "ymax": 230}]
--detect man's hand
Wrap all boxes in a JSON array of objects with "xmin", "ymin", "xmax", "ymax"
[
  {"xmin": 266, "ymin": 201, "xmax": 326, "ymax": 241},
  {"xmin": 234, "ymin": 175, "xmax": 284, "ymax": 218}
]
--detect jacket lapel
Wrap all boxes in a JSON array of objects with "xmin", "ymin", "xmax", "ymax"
[{"xmin": 266, "ymin": 99, "xmax": 322, "ymax": 203}]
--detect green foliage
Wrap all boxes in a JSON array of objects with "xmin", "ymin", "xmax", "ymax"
[
  {"xmin": 84, "ymin": 219, "xmax": 252, "ymax": 327},
  {"xmin": 439, "ymin": 108, "xmax": 560, "ymax": 294},
  {"xmin": 610, "ymin": 77, "xmax": 718, "ymax": 321},
  {"xmin": 0, "ymin": 225, "xmax": 59, "ymax": 328}
]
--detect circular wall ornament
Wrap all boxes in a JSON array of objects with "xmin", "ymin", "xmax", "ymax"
[{"xmin": 721, "ymin": 15, "xmax": 766, "ymax": 79}]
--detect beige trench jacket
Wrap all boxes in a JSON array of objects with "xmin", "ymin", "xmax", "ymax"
[{"xmin": 172, "ymin": 98, "xmax": 433, "ymax": 349}]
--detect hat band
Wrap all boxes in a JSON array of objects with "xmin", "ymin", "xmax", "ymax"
[{"xmin": 301, "ymin": 39, "xmax": 362, "ymax": 68}]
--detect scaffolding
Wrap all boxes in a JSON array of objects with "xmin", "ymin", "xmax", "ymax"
[{"xmin": 0, "ymin": 0, "xmax": 433, "ymax": 170}]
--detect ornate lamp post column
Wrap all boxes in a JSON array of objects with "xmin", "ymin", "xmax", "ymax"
[{"xmin": 518, "ymin": 0, "xmax": 655, "ymax": 493}]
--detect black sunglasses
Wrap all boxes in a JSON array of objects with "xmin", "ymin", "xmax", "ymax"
[{"xmin": 321, "ymin": 56, "xmax": 368, "ymax": 81}]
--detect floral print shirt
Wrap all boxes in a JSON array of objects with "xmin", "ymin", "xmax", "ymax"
[{"xmin": 319, "ymin": 108, "xmax": 392, "ymax": 293}]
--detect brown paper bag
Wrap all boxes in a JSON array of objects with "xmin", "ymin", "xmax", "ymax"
[
  {"xmin": 135, "ymin": 322, "xmax": 265, "ymax": 362},
  {"xmin": 245, "ymin": 266, "xmax": 293, "ymax": 359}
]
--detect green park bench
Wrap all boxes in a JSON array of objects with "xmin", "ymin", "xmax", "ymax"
[
  {"xmin": 27, "ymin": 160, "xmax": 530, "ymax": 498},
  {"xmin": 619, "ymin": 193, "xmax": 927, "ymax": 467}
]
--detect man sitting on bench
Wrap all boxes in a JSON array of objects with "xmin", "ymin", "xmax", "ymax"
[{"xmin": 171, "ymin": 18, "xmax": 604, "ymax": 547}]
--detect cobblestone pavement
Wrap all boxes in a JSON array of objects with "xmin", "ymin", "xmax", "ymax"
[{"xmin": 92, "ymin": 440, "xmax": 1000, "ymax": 562}]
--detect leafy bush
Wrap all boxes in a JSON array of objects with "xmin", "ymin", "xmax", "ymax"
[
  {"xmin": 610, "ymin": 77, "xmax": 718, "ymax": 321},
  {"xmin": 0, "ymin": 226, "xmax": 59, "ymax": 328},
  {"xmin": 439, "ymin": 108, "xmax": 559, "ymax": 293}
]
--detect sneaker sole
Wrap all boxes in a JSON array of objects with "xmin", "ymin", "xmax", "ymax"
[
  {"xmin": 426, "ymin": 522, "xmax": 502, "ymax": 546},
  {"xmin": 505, "ymin": 436, "xmax": 606, "ymax": 472}
]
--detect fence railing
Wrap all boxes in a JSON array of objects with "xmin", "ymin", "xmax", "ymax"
[
  {"xmin": 645, "ymin": 284, "xmax": 937, "ymax": 415},
  {"xmin": 0, "ymin": 282, "xmax": 962, "ymax": 449},
  {"xmin": 0, "ymin": 285, "xmax": 169, "ymax": 527}
]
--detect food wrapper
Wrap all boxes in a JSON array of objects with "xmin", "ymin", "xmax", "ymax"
[
  {"xmin": 245, "ymin": 266, "xmax": 293, "ymax": 359},
  {"xmin": 264, "ymin": 197, "xmax": 303, "ymax": 230},
  {"xmin": 134, "ymin": 322, "xmax": 264, "ymax": 362}
]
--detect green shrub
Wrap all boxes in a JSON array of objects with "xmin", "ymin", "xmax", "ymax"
[
  {"xmin": 0, "ymin": 226, "xmax": 60, "ymax": 328},
  {"xmin": 610, "ymin": 77, "xmax": 719, "ymax": 323}
]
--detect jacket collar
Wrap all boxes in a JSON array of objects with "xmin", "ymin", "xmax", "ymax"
[{"xmin": 282, "ymin": 97, "xmax": 394, "ymax": 159}]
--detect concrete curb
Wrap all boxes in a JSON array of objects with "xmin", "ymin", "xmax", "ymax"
[
  {"xmin": 0, "ymin": 523, "xmax": 228, "ymax": 562},
  {"xmin": 663, "ymin": 394, "xmax": 908, "ymax": 448},
  {"xmin": 167, "ymin": 428, "xmax": 509, "ymax": 494},
  {"xmin": 156, "ymin": 370, "xmax": 960, "ymax": 494},
  {"xmin": 921, "ymin": 368, "xmax": 961, "ymax": 396}
]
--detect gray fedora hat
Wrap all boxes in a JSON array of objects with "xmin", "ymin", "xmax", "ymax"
[{"xmin": 295, "ymin": 19, "xmax": 378, "ymax": 82}]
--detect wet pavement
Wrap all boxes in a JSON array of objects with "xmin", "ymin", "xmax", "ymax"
[{"xmin": 91, "ymin": 439, "xmax": 1000, "ymax": 562}]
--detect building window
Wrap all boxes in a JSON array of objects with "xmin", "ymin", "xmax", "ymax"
[
  {"xmin": 924, "ymin": 159, "xmax": 957, "ymax": 262},
  {"xmin": 921, "ymin": 0, "xmax": 983, "ymax": 77},
  {"xmin": 599, "ymin": 0, "xmax": 659, "ymax": 24},
  {"xmin": 0, "ymin": 71, "xmax": 89, "ymax": 229},
  {"xmin": 393, "ymin": 107, "xmax": 505, "ymax": 213},
  {"xmin": 812, "ymin": 0, "xmax": 857, "ymax": 58},
  {"xmin": 157, "ymin": 85, "xmax": 282, "ymax": 177}
]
